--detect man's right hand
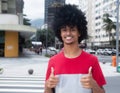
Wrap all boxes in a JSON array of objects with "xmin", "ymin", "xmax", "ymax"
[{"xmin": 46, "ymin": 67, "xmax": 59, "ymax": 88}]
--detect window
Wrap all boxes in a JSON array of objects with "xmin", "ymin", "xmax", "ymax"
[{"xmin": 0, "ymin": 31, "xmax": 5, "ymax": 43}]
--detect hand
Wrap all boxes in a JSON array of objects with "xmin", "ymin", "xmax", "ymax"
[
  {"xmin": 46, "ymin": 67, "xmax": 59, "ymax": 88},
  {"xmin": 80, "ymin": 67, "xmax": 96, "ymax": 89}
]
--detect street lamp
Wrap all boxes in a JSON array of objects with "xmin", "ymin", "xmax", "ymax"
[{"xmin": 116, "ymin": 0, "xmax": 120, "ymax": 72}]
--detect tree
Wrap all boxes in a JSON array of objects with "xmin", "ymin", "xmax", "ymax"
[
  {"xmin": 36, "ymin": 29, "xmax": 55, "ymax": 47},
  {"xmin": 23, "ymin": 14, "xmax": 31, "ymax": 26},
  {"xmin": 102, "ymin": 13, "xmax": 116, "ymax": 48},
  {"xmin": 23, "ymin": 18, "xmax": 31, "ymax": 25}
]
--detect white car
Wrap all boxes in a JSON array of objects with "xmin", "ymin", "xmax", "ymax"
[
  {"xmin": 103, "ymin": 49, "xmax": 112, "ymax": 55},
  {"xmin": 96, "ymin": 49, "xmax": 104, "ymax": 55},
  {"xmin": 85, "ymin": 49, "xmax": 96, "ymax": 54},
  {"xmin": 48, "ymin": 47, "xmax": 57, "ymax": 51}
]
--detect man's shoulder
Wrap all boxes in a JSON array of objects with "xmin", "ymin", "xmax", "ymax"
[
  {"xmin": 50, "ymin": 51, "xmax": 63, "ymax": 60},
  {"xmin": 82, "ymin": 50, "xmax": 97, "ymax": 59}
]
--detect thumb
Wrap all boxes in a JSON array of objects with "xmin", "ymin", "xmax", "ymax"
[
  {"xmin": 88, "ymin": 66, "xmax": 92, "ymax": 75},
  {"xmin": 50, "ymin": 67, "xmax": 54, "ymax": 77}
]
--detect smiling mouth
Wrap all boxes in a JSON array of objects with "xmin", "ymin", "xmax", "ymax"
[{"xmin": 65, "ymin": 36, "xmax": 73, "ymax": 40}]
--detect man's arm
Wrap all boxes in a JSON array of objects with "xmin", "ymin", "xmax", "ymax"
[
  {"xmin": 91, "ymin": 81, "xmax": 105, "ymax": 93},
  {"xmin": 44, "ymin": 82, "xmax": 53, "ymax": 93},
  {"xmin": 81, "ymin": 67, "xmax": 105, "ymax": 93},
  {"xmin": 44, "ymin": 67, "xmax": 59, "ymax": 93}
]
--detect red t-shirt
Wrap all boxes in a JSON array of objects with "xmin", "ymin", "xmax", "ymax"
[{"xmin": 45, "ymin": 50, "xmax": 106, "ymax": 93}]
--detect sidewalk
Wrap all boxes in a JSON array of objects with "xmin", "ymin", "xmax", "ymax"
[
  {"xmin": 99, "ymin": 62, "xmax": 120, "ymax": 93},
  {"xmin": 100, "ymin": 62, "xmax": 120, "ymax": 77},
  {"xmin": 0, "ymin": 49, "xmax": 49, "ymax": 77}
]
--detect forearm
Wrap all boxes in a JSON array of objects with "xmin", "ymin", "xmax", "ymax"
[
  {"xmin": 44, "ymin": 82, "xmax": 53, "ymax": 93},
  {"xmin": 92, "ymin": 81, "xmax": 105, "ymax": 93},
  {"xmin": 44, "ymin": 88, "xmax": 53, "ymax": 93}
]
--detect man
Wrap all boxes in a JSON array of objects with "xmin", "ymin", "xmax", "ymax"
[{"xmin": 44, "ymin": 4, "xmax": 106, "ymax": 93}]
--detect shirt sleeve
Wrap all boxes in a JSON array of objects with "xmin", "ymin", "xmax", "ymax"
[
  {"xmin": 92, "ymin": 56, "xmax": 106, "ymax": 87},
  {"xmin": 45, "ymin": 58, "xmax": 54, "ymax": 80}
]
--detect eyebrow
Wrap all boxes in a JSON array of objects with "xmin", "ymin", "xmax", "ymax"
[{"xmin": 61, "ymin": 25, "xmax": 77, "ymax": 29}]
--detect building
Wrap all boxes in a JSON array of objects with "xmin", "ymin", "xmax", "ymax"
[
  {"xmin": 44, "ymin": 0, "xmax": 65, "ymax": 49},
  {"xmin": 92, "ymin": 0, "xmax": 118, "ymax": 48},
  {"xmin": 44, "ymin": 0, "xmax": 65, "ymax": 25},
  {"xmin": 0, "ymin": 0, "xmax": 37, "ymax": 57},
  {"xmin": 47, "ymin": 2, "xmax": 65, "ymax": 29},
  {"xmin": 79, "ymin": 0, "xmax": 120, "ymax": 49}
]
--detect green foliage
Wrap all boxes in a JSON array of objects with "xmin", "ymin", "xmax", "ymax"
[
  {"xmin": 24, "ymin": 40, "xmax": 32, "ymax": 48},
  {"xmin": 23, "ymin": 14, "xmax": 31, "ymax": 26},
  {"xmin": 102, "ymin": 13, "xmax": 116, "ymax": 47},
  {"xmin": 45, "ymin": 53, "xmax": 51, "ymax": 57},
  {"xmin": 23, "ymin": 18, "xmax": 31, "ymax": 26},
  {"xmin": 103, "ymin": 13, "xmax": 116, "ymax": 32},
  {"xmin": 36, "ymin": 29, "xmax": 55, "ymax": 47}
]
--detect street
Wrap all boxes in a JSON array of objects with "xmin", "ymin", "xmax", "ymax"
[
  {"xmin": 35, "ymin": 48, "xmax": 117, "ymax": 64},
  {"xmin": 43, "ymin": 48, "xmax": 118, "ymax": 64},
  {"xmin": 97, "ymin": 55, "xmax": 113, "ymax": 63}
]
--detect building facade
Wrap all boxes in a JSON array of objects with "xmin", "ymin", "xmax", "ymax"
[
  {"xmin": 44, "ymin": 0, "xmax": 65, "ymax": 49},
  {"xmin": 92, "ymin": 0, "xmax": 118, "ymax": 48},
  {"xmin": 79, "ymin": 0, "xmax": 120, "ymax": 49},
  {"xmin": 0, "ymin": 0, "xmax": 36, "ymax": 57},
  {"xmin": 44, "ymin": 0, "xmax": 65, "ymax": 25}
]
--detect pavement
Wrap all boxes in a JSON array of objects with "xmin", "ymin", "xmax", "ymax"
[
  {"xmin": 0, "ymin": 49, "xmax": 120, "ymax": 93},
  {"xmin": 0, "ymin": 49, "xmax": 50, "ymax": 77},
  {"xmin": 99, "ymin": 62, "xmax": 120, "ymax": 93}
]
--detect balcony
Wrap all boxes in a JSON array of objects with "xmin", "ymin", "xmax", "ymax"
[{"xmin": 0, "ymin": 14, "xmax": 37, "ymax": 39}]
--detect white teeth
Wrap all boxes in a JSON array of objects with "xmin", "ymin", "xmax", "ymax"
[{"xmin": 66, "ymin": 37, "xmax": 72, "ymax": 39}]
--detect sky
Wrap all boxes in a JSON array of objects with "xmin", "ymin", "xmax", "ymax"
[{"xmin": 23, "ymin": 0, "xmax": 79, "ymax": 21}]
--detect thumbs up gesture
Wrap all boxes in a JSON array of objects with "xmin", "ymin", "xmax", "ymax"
[
  {"xmin": 88, "ymin": 66, "xmax": 92, "ymax": 75},
  {"xmin": 46, "ymin": 67, "xmax": 59, "ymax": 88},
  {"xmin": 80, "ymin": 66, "xmax": 96, "ymax": 89},
  {"xmin": 50, "ymin": 67, "xmax": 55, "ymax": 77}
]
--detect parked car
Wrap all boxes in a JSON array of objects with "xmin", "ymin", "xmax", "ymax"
[
  {"xmin": 103, "ymin": 49, "xmax": 113, "ymax": 55},
  {"xmin": 96, "ymin": 48, "xmax": 117, "ymax": 55},
  {"xmin": 48, "ymin": 47, "xmax": 57, "ymax": 51},
  {"xmin": 48, "ymin": 47, "xmax": 58, "ymax": 57},
  {"xmin": 85, "ymin": 49, "xmax": 96, "ymax": 54},
  {"xmin": 96, "ymin": 49, "xmax": 103, "ymax": 55}
]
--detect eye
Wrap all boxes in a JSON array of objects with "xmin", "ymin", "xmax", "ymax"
[
  {"xmin": 71, "ymin": 28, "xmax": 76, "ymax": 31},
  {"xmin": 61, "ymin": 28, "xmax": 67, "ymax": 32},
  {"xmin": 71, "ymin": 28, "xmax": 77, "ymax": 32}
]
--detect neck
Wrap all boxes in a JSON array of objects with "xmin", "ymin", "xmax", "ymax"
[{"xmin": 63, "ymin": 44, "xmax": 82, "ymax": 58}]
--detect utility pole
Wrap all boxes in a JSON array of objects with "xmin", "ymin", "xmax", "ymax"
[
  {"xmin": 45, "ymin": 28, "xmax": 48, "ymax": 55},
  {"xmin": 116, "ymin": 0, "xmax": 119, "ymax": 72}
]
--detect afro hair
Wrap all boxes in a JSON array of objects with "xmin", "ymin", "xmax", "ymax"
[{"xmin": 53, "ymin": 4, "xmax": 88, "ymax": 43}]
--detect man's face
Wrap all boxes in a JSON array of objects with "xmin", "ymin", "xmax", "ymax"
[{"xmin": 60, "ymin": 26, "xmax": 80, "ymax": 45}]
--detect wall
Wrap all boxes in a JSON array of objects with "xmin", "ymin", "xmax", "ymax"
[
  {"xmin": 4, "ymin": 31, "xmax": 19, "ymax": 57},
  {"xmin": 0, "ymin": 14, "xmax": 18, "ymax": 24}
]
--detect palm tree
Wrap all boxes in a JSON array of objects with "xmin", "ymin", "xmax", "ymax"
[{"xmin": 102, "ymin": 13, "xmax": 116, "ymax": 48}]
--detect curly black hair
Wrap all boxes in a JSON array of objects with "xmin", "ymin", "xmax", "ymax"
[{"xmin": 53, "ymin": 4, "xmax": 88, "ymax": 43}]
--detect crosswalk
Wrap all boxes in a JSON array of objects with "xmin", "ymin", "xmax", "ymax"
[{"xmin": 0, "ymin": 76, "xmax": 45, "ymax": 93}]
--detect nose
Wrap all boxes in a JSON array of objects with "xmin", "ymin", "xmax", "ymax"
[{"xmin": 66, "ymin": 30, "xmax": 71, "ymax": 35}]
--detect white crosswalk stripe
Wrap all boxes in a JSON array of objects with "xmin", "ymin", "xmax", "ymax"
[{"xmin": 0, "ymin": 76, "xmax": 45, "ymax": 93}]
